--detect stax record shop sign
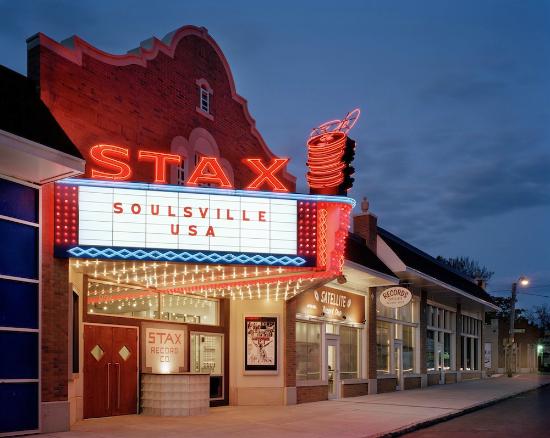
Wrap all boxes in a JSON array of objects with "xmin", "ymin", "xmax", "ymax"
[{"xmin": 379, "ymin": 286, "xmax": 412, "ymax": 308}]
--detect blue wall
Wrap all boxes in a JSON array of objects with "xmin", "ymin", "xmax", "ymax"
[{"xmin": 0, "ymin": 176, "xmax": 40, "ymax": 434}]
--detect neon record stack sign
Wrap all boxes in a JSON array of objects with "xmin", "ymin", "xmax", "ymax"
[{"xmin": 306, "ymin": 109, "xmax": 360, "ymax": 196}]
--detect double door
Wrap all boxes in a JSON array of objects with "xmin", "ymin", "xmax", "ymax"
[{"xmin": 83, "ymin": 324, "xmax": 138, "ymax": 418}]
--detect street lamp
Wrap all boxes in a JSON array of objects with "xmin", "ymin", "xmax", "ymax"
[{"xmin": 507, "ymin": 276, "xmax": 530, "ymax": 377}]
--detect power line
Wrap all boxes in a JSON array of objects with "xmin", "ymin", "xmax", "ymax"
[{"xmin": 488, "ymin": 283, "xmax": 550, "ymax": 294}]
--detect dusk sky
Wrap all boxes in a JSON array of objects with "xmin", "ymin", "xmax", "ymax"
[{"xmin": 1, "ymin": 0, "xmax": 548, "ymax": 309}]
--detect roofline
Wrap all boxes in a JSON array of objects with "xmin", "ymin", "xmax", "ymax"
[
  {"xmin": 344, "ymin": 259, "xmax": 399, "ymax": 284},
  {"xmin": 0, "ymin": 128, "xmax": 85, "ymax": 183},
  {"xmin": 405, "ymin": 267, "xmax": 499, "ymax": 311},
  {"xmin": 377, "ymin": 226, "xmax": 481, "ymax": 285}
]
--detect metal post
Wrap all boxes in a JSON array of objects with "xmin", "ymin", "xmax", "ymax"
[{"xmin": 507, "ymin": 282, "xmax": 517, "ymax": 377}]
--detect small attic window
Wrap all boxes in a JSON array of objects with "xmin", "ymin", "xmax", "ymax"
[
  {"xmin": 199, "ymin": 86, "xmax": 210, "ymax": 114},
  {"xmin": 196, "ymin": 79, "xmax": 214, "ymax": 120}
]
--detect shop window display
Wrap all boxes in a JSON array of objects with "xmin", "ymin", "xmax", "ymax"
[
  {"xmin": 296, "ymin": 321, "xmax": 321, "ymax": 381},
  {"xmin": 376, "ymin": 321, "xmax": 391, "ymax": 374},
  {"xmin": 191, "ymin": 333, "xmax": 223, "ymax": 399},
  {"xmin": 340, "ymin": 325, "xmax": 360, "ymax": 379}
]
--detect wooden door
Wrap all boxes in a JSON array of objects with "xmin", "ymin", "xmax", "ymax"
[
  {"xmin": 111, "ymin": 327, "xmax": 138, "ymax": 416},
  {"xmin": 83, "ymin": 325, "xmax": 113, "ymax": 419},
  {"xmin": 84, "ymin": 325, "xmax": 138, "ymax": 418}
]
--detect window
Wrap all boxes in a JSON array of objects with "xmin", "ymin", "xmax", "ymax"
[
  {"xmin": 296, "ymin": 321, "xmax": 321, "ymax": 381},
  {"xmin": 402, "ymin": 325, "xmax": 414, "ymax": 373},
  {"xmin": 460, "ymin": 315, "xmax": 481, "ymax": 371},
  {"xmin": 176, "ymin": 164, "xmax": 185, "ymax": 186},
  {"xmin": 427, "ymin": 330, "xmax": 435, "ymax": 371},
  {"xmin": 340, "ymin": 326, "xmax": 360, "ymax": 379},
  {"xmin": 199, "ymin": 86, "xmax": 211, "ymax": 114},
  {"xmin": 427, "ymin": 304, "xmax": 456, "ymax": 371},
  {"xmin": 377, "ymin": 321, "xmax": 391, "ymax": 374},
  {"xmin": 87, "ymin": 280, "xmax": 219, "ymax": 326},
  {"xmin": 191, "ymin": 333, "xmax": 223, "ymax": 399}
]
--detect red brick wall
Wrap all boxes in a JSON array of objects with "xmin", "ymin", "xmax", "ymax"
[
  {"xmin": 377, "ymin": 378, "xmax": 397, "ymax": 393},
  {"xmin": 368, "ymin": 287, "xmax": 377, "ymax": 379},
  {"xmin": 342, "ymin": 383, "xmax": 368, "ymax": 397},
  {"xmin": 296, "ymin": 386, "xmax": 328, "ymax": 403},
  {"xmin": 41, "ymin": 184, "xmax": 70, "ymax": 401},
  {"xmin": 28, "ymin": 26, "xmax": 295, "ymax": 190},
  {"xmin": 404, "ymin": 376, "xmax": 421, "ymax": 390},
  {"xmin": 285, "ymin": 298, "xmax": 297, "ymax": 388}
]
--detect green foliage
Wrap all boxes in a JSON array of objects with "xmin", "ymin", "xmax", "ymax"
[{"xmin": 436, "ymin": 255, "xmax": 494, "ymax": 283}]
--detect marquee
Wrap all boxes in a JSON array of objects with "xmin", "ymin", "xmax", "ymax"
[{"xmin": 54, "ymin": 179, "xmax": 354, "ymax": 269}]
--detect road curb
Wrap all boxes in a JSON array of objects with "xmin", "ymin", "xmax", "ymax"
[{"xmin": 372, "ymin": 380, "xmax": 550, "ymax": 438}]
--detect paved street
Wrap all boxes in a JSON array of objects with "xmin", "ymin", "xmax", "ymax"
[
  {"xmin": 403, "ymin": 384, "xmax": 550, "ymax": 437},
  {"xmin": 41, "ymin": 374, "xmax": 550, "ymax": 438}
]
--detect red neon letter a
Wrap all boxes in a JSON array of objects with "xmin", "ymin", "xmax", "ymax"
[
  {"xmin": 187, "ymin": 157, "xmax": 233, "ymax": 188},
  {"xmin": 138, "ymin": 150, "xmax": 182, "ymax": 184},
  {"xmin": 244, "ymin": 158, "xmax": 289, "ymax": 192},
  {"xmin": 90, "ymin": 144, "xmax": 132, "ymax": 180}
]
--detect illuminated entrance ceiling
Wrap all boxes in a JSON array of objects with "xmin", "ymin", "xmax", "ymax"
[{"xmin": 72, "ymin": 258, "xmax": 328, "ymax": 305}]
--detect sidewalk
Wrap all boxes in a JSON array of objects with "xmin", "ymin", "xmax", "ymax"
[{"xmin": 45, "ymin": 374, "xmax": 550, "ymax": 438}]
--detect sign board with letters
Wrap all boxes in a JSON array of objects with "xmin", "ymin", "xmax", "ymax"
[
  {"xmin": 53, "ymin": 179, "xmax": 330, "ymax": 267},
  {"xmin": 379, "ymin": 286, "xmax": 412, "ymax": 309},
  {"xmin": 141, "ymin": 322, "xmax": 187, "ymax": 374},
  {"xmin": 295, "ymin": 286, "xmax": 365, "ymax": 324}
]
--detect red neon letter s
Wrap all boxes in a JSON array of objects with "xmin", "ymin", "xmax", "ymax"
[
  {"xmin": 243, "ymin": 158, "xmax": 289, "ymax": 192},
  {"xmin": 90, "ymin": 144, "xmax": 132, "ymax": 180},
  {"xmin": 113, "ymin": 202, "xmax": 123, "ymax": 214},
  {"xmin": 138, "ymin": 150, "xmax": 182, "ymax": 184},
  {"xmin": 186, "ymin": 157, "xmax": 233, "ymax": 188}
]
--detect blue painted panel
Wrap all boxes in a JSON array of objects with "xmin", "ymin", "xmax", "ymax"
[
  {"xmin": 0, "ymin": 279, "xmax": 38, "ymax": 329},
  {"xmin": 0, "ymin": 219, "xmax": 38, "ymax": 279},
  {"xmin": 0, "ymin": 332, "xmax": 38, "ymax": 379},
  {"xmin": 0, "ymin": 178, "xmax": 38, "ymax": 223},
  {"xmin": 0, "ymin": 382, "xmax": 39, "ymax": 433}
]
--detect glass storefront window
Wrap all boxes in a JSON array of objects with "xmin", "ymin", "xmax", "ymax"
[
  {"xmin": 376, "ymin": 321, "xmax": 391, "ymax": 374},
  {"xmin": 340, "ymin": 326, "xmax": 360, "ymax": 379},
  {"xmin": 190, "ymin": 333, "xmax": 223, "ymax": 399},
  {"xmin": 444, "ymin": 332, "xmax": 451, "ymax": 369},
  {"xmin": 296, "ymin": 321, "xmax": 321, "ymax": 381},
  {"xmin": 87, "ymin": 280, "xmax": 219, "ymax": 325},
  {"xmin": 402, "ymin": 325, "xmax": 414, "ymax": 373},
  {"xmin": 426, "ymin": 330, "xmax": 435, "ymax": 371}
]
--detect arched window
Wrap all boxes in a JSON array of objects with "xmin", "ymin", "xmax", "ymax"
[
  {"xmin": 169, "ymin": 136, "xmax": 191, "ymax": 186},
  {"xmin": 196, "ymin": 79, "xmax": 213, "ymax": 118}
]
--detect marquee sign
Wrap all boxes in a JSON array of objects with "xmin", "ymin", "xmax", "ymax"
[
  {"xmin": 379, "ymin": 286, "xmax": 412, "ymax": 308},
  {"xmin": 54, "ymin": 179, "xmax": 354, "ymax": 267}
]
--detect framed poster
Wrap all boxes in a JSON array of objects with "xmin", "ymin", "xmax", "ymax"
[{"xmin": 244, "ymin": 316, "xmax": 278, "ymax": 371}]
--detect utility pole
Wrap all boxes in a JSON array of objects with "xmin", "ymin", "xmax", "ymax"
[{"xmin": 507, "ymin": 281, "xmax": 517, "ymax": 377}]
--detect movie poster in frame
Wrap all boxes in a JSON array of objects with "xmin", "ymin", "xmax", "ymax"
[{"xmin": 244, "ymin": 316, "xmax": 278, "ymax": 372}]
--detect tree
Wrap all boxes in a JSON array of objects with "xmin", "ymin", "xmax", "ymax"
[
  {"xmin": 527, "ymin": 303, "xmax": 550, "ymax": 332},
  {"xmin": 491, "ymin": 296, "xmax": 524, "ymax": 320},
  {"xmin": 436, "ymin": 256, "xmax": 494, "ymax": 283}
]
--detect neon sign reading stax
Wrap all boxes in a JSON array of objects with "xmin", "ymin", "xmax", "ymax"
[{"xmin": 89, "ymin": 144, "xmax": 290, "ymax": 192}]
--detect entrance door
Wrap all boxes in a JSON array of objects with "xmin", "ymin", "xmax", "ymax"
[
  {"xmin": 393, "ymin": 340, "xmax": 403, "ymax": 390},
  {"xmin": 84, "ymin": 324, "xmax": 138, "ymax": 418},
  {"xmin": 326, "ymin": 337, "xmax": 340, "ymax": 399}
]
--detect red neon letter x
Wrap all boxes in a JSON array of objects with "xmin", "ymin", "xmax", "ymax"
[
  {"xmin": 244, "ymin": 158, "xmax": 289, "ymax": 192},
  {"xmin": 138, "ymin": 151, "xmax": 182, "ymax": 184}
]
